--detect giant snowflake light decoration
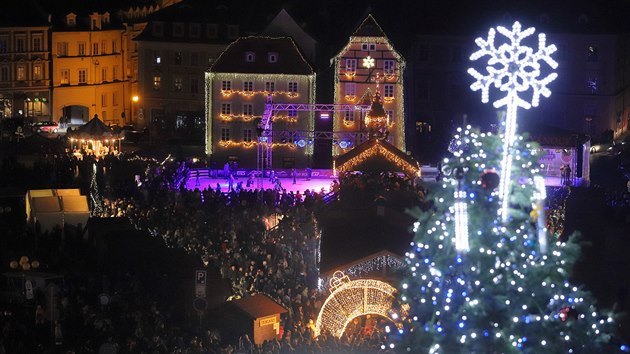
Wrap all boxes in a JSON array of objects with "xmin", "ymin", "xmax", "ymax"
[{"xmin": 468, "ymin": 21, "xmax": 557, "ymax": 221}]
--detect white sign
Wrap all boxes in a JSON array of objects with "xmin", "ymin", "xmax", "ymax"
[{"xmin": 195, "ymin": 270, "xmax": 207, "ymax": 299}]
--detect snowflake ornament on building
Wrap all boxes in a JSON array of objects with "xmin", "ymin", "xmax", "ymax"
[{"xmin": 468, "ymin": 21, "xmax": 558, "ymax": 221}]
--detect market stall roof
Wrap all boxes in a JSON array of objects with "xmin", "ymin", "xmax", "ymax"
[
  {"xmin": 228, "ymin": 293, "xmax": 288, "ymax": 319},
  {"xmin": 334, "ymin": 138, "xmax": 420, "ymax": 177},
  {"xmin": 68, "ymin": 116, "xmax": 121, "ymax": 140}
]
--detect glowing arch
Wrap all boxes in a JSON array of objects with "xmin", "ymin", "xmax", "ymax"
[{"xmin": 314, "ymin": 277, "xmax": 399, "ymax": 338}]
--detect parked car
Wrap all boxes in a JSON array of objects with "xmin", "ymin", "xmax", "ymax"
[{"xmin": 32, "ymin": 121, "xmax": 59, "ymax": 133}]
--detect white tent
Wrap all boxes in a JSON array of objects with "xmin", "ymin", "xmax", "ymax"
[
  {"xmin": 26, "ymin": 189, "xmax": 91, "ymax": 232},
  {"xmin": 30, "ymin": 196, "xmax": 63, "ymax": 232},
  {"xmin": 60, "ymin": 195, "xmax": 89, "ymax": 228}
]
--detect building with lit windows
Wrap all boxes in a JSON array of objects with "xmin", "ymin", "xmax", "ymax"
[
  {"xmin": 331, "ymin": 14, "xmax": 406, "ymax": 157},
  {"xmin": 52, "ymin": 11, "xmax": 131, "ymax": 126},
  {"xmin": 206, "ymin": 36, "xmax": 315, "ymax": 168},
  {"xmin": 0, "ymin": 6, "xmax": 51, "ymax": 121},
  {"xmin": 134, "ymin": 2, "xmax": 239, "ymax": 143}
]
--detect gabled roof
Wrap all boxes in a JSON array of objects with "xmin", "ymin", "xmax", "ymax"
[
  {"xmin": 211, "ymin": 36, "xmax": 313, "ymax": 75},
  {"xmin": 352, "ymin": 14, "xmax": 386, "ymax": 37},
  {"xmin": 229, "ymin": 293, "xmax": 287, "ymax": 319},
  {"xmin": 334, "ymin": 138, "xmax": 420, "ymax": 177},
  {"xmin": 330, "ymin": 14, "xmax": 404, "ymax": 65}
]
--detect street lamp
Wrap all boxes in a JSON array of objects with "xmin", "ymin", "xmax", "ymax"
[{"xmin": 131, "ymin": 95, "xmax": 139, "ymax": 127}]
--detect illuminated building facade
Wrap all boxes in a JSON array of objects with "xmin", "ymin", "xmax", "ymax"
[
  {"xmin": 331, "ymin": 15, "xmax": 406, "ymax": 156},
  {"xmin": 134, "ymin": 2, "xmax": 237, "ymax": 142},
  {"xmin": 0, "ymin": 9, "xmax": 51, "ymax": 121},
  {"xmin": 206, "ymin": 36, "xmax": 315, "ymax": 168},
  {"xmin": 52, "ymin": 11, "xmax": 131, "ymax": 126}
]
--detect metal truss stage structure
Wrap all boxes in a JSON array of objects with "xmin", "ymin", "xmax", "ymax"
[{"xmin": 256, "ymin": 96, "xmax": 370, "ymax": 189}]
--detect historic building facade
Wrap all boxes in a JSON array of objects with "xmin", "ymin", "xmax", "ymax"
[
  {"xmin": 52, "ymin": 11, "xmax": 131, "ymax": 126},
  {"xmin": 0, "ymin": 17, "xmax": 51, "ymax": 121},
  {"xmin": 206, "ymin": 36, "xmax": 315, "ymax": 168},
  {"xmin": 134, "ymin": 2, "xmax": 241, "ymax": 144},
  {"xmin": 331, "ymin": 15, "xmax": 406, "ymax": 157}
]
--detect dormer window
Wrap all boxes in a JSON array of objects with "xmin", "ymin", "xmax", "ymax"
[
  {"xmin": 245, "ymin": 51, "xmax": 255, "ymax": 62},
  {"xmin": 103, "ymin": 12, "xmax": 110, "ymax": 24},
  {"xmin": 268, "ymin": 52, "xmax": 278, "ymax": 63},
  {"xmin": 66, "ymin": 13, "xmax": 76, "ymax": 26},
  {"xmin": 90, "ymin": 12, "xmax": 101, "ymax": 30}
]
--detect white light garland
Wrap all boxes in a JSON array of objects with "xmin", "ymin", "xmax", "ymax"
[{"xmin": 468, "ymin": 21, "xmax": 557, "ymax": 221}]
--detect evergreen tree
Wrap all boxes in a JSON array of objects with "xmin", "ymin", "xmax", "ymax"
[{"xmin": 396, "ymin": 126, "xmax": 623, "ymax": 353}]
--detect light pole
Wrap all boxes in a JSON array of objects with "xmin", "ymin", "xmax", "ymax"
[{"xmin": 132, "ymin": 95, "xmax": 139, "ymax": 127}]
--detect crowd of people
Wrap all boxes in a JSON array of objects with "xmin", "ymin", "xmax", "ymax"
[{"xmin": 0, "ymin": 146, "xmax": 431, "ymax": 352}]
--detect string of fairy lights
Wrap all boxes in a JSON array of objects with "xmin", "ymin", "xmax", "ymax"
[{"xmin": 335, "ymin": 140, "xmax": 419, "ymax": 177}]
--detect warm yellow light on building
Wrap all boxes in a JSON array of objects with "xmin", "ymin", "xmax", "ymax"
[{"xmin": 132, "ymin": 95, "xmax": 139, "ymax": 103}]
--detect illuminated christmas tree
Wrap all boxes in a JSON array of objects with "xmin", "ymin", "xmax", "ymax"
[
  {"xmin": 396, "ymin": 127, "xmax": 623, "ymax": 353},
  {"xmin": 395, "ymin": 21, "xmax": 625, "ymax": 354}
]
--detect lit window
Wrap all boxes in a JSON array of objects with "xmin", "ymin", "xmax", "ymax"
[
  {"xmin": 243, "ymin": 129, "xmax": 252, "ymax": 142},
  {"xmin": 153, "ymin": 75, "xmax": 161, "ymax": 90},
  {"xmin": 60, "ymin": 69, "xmax": 69, "ymax": 84},
  {"xmin": 221, "ymin": 127, "xmax": 230, "ymax": 141},
  {"xmin": 221, "ymin": 80, "xmax": 232, "ymax": 91},
  {"xmin": 268, "ymin": 52, "xmax": 278, "ymax": 63},
  {"xmin": 221, "ymin": 103, "xmax": 231, "ymax": 115},
  {"xmin": 173, "ymin": 76, "xmax": 183, "ymax": 92},
  {"xmin": 154, "ymin": 50, "xmax": 161, "ymax": 64},
  {"xmin": 78, "ymin": 69, "xmax": 87, "ymax": 84},
  {"xmin": 384, "ymin": 60, "xmax": 395, "ymax": 75},
  {"xmin": 265, "ymin": 82, "xmax": 275, "ymax": 92},
  {"xmin": 288, "ymin": 82, "xmax": 298, "ymax": 93},
  {"xmin": 16, "ymin": 66, "xmax": 25, "ymax": 81},
  {"xmin": 245, "ymin": 52, "xmax": 255, "ymax": 62},
  {"xmin": 243, "ymin": 81, "xmax": 253, "ymax": 92},
  {"xmin": 33, "ymin": 65, "xmax": 42, "ymax": 80},
  {"xmin": 384, "ymin": 84, "xmax": 394, "ymax": 98},
  {"xmin": 344, "ymin": 111, "xmax": 354, "ymax": 123},
  {"xmin": 243, "ymin": 104, "xmax": 253, "ymax": 116}
]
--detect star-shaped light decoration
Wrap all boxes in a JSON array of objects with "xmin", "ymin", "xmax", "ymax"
[
  {"xmin": 468, "ymin": 21, "xmax": 558, "ymax": 222},
  {"xmin": 363, "ymin": 56, "xmax": 375, "ymax": 69}
]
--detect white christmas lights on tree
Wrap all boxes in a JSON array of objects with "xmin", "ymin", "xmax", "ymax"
[{"xmin": 468, "ymin": 21, "xmax": 557, "ymax": 221}]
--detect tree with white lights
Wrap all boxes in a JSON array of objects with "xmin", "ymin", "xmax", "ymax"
[
  {"xmin": 396, "ymin": 127, "xmax": 622, "ymax": 353},
  {"xmin": 395, "ymin": 21, "xmax": 624, "ymax": 354}
]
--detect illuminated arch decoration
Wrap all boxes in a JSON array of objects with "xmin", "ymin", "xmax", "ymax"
[{"xmin": 314, "ymin": 271, "xmax": 401, "ymax": 338}]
